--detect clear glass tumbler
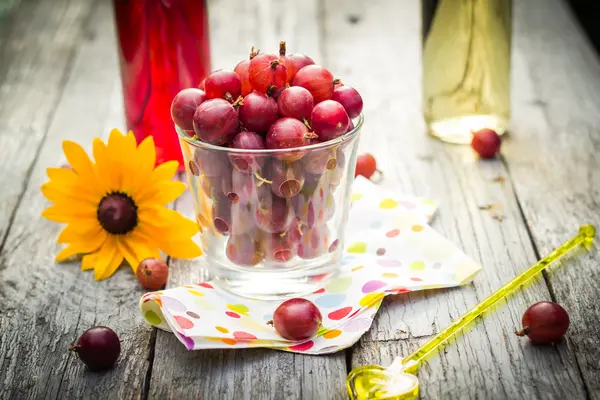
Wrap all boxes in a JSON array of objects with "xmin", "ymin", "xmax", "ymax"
[{"xmin": 178, "ymin": 116, "xmax": 363, "ymax": 299}]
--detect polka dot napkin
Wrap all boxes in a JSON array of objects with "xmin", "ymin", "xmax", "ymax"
[{"xmin": 139, "ymin": 177, "xmax": 481, "ymax": 354}]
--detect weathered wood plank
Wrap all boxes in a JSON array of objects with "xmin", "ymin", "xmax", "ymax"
[
  {"xmin": 0, "ymin": 1, "xmax": 153, "ymax": 399},
  {"xmin": 0, "ymin": 0, "xmax": 93, "ymax": 247},
  {"xmin": 148, "ymin": 0, "xmax": 348, "ymax": 399},
  {"xmin": 506, "ymin": 0, "xmax": 600, "ymax": 396},
  {"xmin": 323, "ymin": 0, "xmax": 587, "ymax": 398}
]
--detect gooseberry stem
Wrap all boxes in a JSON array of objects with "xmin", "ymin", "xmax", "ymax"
[
  {"xmin": 514, "ymin": 327, "xmax": 529, "ymax": 337},
  {"xmin": 232, "ymin": 96, "xmax": 244, "ymax": 109},
  {"xmin": 254, "ymin": 171, "xmax": 273, "ymax": 186},
  {"xmin": 279, "ymin": 41, "xmax": 287, "ymax": 56}
]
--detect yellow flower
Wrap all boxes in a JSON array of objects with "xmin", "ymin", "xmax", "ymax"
[{"xmin": 41, "ymin": 129, "xmax": 202, "ymax": 281}]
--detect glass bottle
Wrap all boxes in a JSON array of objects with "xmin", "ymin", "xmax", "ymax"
[
  {"xmin": 422, "ymin": 0, "xmax": 512, "ymax": 144},
  {"xmin": 113, "ymin": 0, "xmax": 211, "ymax": 167}
]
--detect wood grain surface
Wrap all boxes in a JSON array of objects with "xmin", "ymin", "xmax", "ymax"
[{"xmin": 0, "ymin": 0, "xmax": 598, "ymax": 399}]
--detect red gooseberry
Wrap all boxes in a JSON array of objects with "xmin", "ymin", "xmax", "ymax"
[
  {"xmin": 355, "ymin": 153, "xmax": 377, "ymax": 179},
  {"xmin": 249, "ymin": 53, "xmax": 287, "ymax": 93},
  {"xmin": 136, "ymin": 258, "xmax": 169, "ymax": 290},
  {"xmin": 234, "ymin": 46, "xmax": 260, "ymax": 96},
  {"xmin": 291, "ymin": 65, "xmax": 337, "ymax": 103},
  {"xmin": 271, "ymin": 298, "xmax": 322, "ymax": 341},
  {"xmin": 471, "ymin": 128, "xmax": 501, "ymax": 159},
  {"xmin": 515, "ymin": 301, "xmax": 570, "ymax": 344}
]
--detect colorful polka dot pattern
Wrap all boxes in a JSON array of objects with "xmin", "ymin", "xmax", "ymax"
[{"xmin": 138, "ymin": 177, "xmax": 482, "ymax": 355}]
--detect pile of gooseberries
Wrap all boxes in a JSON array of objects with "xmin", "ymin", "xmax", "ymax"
[{"xmin": 171, "ymin": 41, "xmax": 364, "ymax": 268}]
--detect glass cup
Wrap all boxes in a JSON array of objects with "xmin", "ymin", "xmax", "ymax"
[
  {"xmin": 113, "ymin": 0, "xmax": 211, "ymax": 168},
  {"xmin": 178, "ymin": 116, "xmax": 363, "ymax": 299}
]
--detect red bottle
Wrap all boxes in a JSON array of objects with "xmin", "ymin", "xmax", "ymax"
[{"xmin": 113, "ymin": 0, "xmax": 211, "ymax": 168}]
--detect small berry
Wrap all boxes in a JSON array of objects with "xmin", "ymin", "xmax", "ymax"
[
  {"xmin": 136, "ymin": 258, "xmax": 169, "ymax": 290},
  {"xmin": 515, "ymin": 301, "xmax": 570, "ymax": 344},
  {"xmin": 471, "ymin": 128, "xmax": 501, "ymax": 158},
  {"xmin": 355, "ymin": 153, "xmax": 377, "ymax": 179},
  {"xmin": 69, "ymin": 327, "xmax": 121, "ymax": 371}
]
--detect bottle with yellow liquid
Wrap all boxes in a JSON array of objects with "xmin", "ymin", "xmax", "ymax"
[{"xmin": 422, "ymin": 0, "xmax": 512, "ymax": 144}]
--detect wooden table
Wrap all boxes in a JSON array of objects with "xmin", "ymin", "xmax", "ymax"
[{"xmin": 1, "ymin": 0, "xmax": 599, "ymax": 399}]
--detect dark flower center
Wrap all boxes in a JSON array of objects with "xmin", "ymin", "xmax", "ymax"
[{"xmin": 97, "ymin": 192, "xmax": 138, "ymax": 234}]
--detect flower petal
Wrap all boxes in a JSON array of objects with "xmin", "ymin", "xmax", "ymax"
[
  {"xmin": 137, "ymin": 209, "xmax": 199, "ymax": 239},
  {"xmin": 136, "ymin": 181, "xmax": 187, "ymax": 206},
  {"xmin": 129, "ymin": 231, "xmax": 161, "ymax": 262},
  {"xmin": 116, "ymin": 235, "xmax": 141, "ymax": 272},
  {"xmin": 45, "ymin": 168, "xmax": 101, "ymax": 202},
  {"xmin": 93, "ymin": 238, "xmax": 124, "ymax": 281},
  {"xmin": 158, "ymin": 237, "xmax": 202, "ymax": 259},
  {"xmin": 42, "ymin": 205, "xmax": 97, "ymax": 223},
  {"xmin": 62, "ymin": 140, "xmax": 102, "ymax": 196},
  {"xmin": 55, "ymin": 231, "xmax": 107, "ymax": 262},
  {"xmin": 41, "ymin": 183, "xmax": 98, "ymax": 210},
  {"xmin": 81, "ymin": 250, "xmax": 102, "ymax": 271},
  {"xmin": 151, "ymin": 160, "xmax": 179, "ymax": 182},
  {"xmin": 57, "ymin": 222, "xmax": 105, "ymax": 244},
  {"xmin": 133, "ymin": 136, "xmax": 156, "ymax": 189},
  {"xmin": 92, "ymin": 138, "xmax": 118, "ymax": 193},
  {"xmin": 55, "ymin": 244, "xmax": 81, "ymax": 262}
]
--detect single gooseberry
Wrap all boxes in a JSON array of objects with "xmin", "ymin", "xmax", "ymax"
[
  {"xmin": 515, "ymin": 301, "xmax": 570, "ymax": 344},
  {"xmin": 193, "ymin": 98, "xmax": 240, "ymax": 145},
  {"xmin": 271, "ymin": 298, "xmax": 322, "ymax": 340},
  {"xmin": 136, "ymin": 258, "xmax": 169, "ymax": 290},
  {"xmin": 249, "ymin": 53, "xmax": 287, "ymax": 93},
  {"xmin": 277, "ymin": 86, "xmax": 314, "ymax": 122},
  {"xmin": 288, "ymin": 53, "xmax": 315, "ymax": 73},
  {"xmin": 471, "ymin": 128, "xmax": 501, "ymax": 159},
  {"xmin": 266, "ymin": 118, "xmax": 316, "ymax": 150},
  {"xmin": 254, "ymin": 191, "xmax": 294, "ymax": 234},
  {"xmin": 229, "ymin": 131, "xmax": 265, "ymax": 173},
  {"xmin": 291, "ymin": 65, "xmax": 336, "ymax": 103},
  {"xmin": 69, "ymin": 326, "xmax": 121, "ymax": 371},
  {"xmin": 267, "ymin": 159, "xmax": 305, "ymax": 198},
  {"xmin": 311, "ymin": 100, "xmax": 350, "ymax": 141},
  {"xmin": 354, "ymin": 153, "xmax": 377, "ymax": 179},
  {"xmin": 171, "ymin": 88, "xmax": 207, "ymax": 132},
  {"xmin": 260, "ymin": 231, "xmax": 298, "ymax": 262},
  {"xmin": 234, "ymin": 46, "xmax": 260, "ymax": 96},
  {"xmin": 331, "ymin": 86, "xmax": 363, "ymax": 118},
  {"xmin": 204, "ymin": 69, "xmax": 242, "ymax": 102},
  {"xmin": 226, "ymin": 234, "xmax": 261, "ymax": 266},
  {"xmin": 239, "ymin": 91, "xmax": 279, "ymax": 133}
]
